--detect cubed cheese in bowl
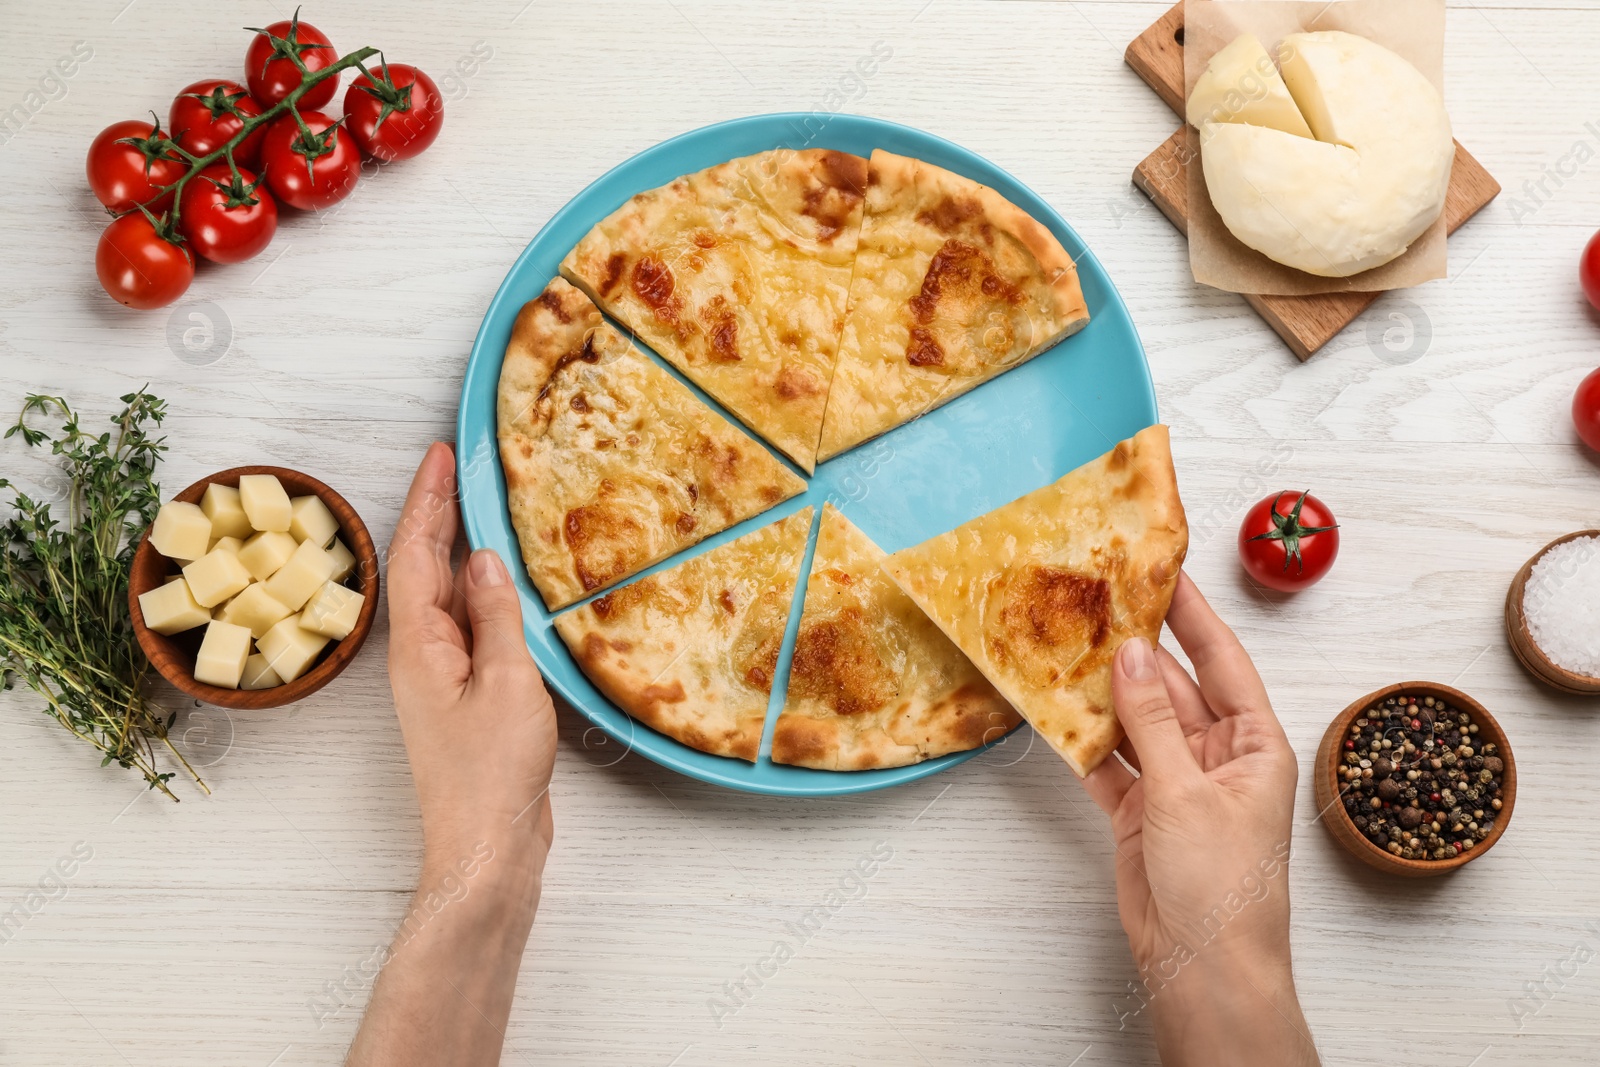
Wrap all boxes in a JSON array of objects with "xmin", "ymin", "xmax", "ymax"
[
  {"xmin": 238, "ymin": 474, "xmax": 294, "ymax": 533},
  {"xmin": 129, "ymin": 466, "xmax": 380, "ymax": 709},
  {"xmin": 201, "ymin": 483, "xmax": 254, "ymax": 539},
  {"xmin": 149, "ymin": 501, "xmax": 211, "ymax": 562},
  {"xmin": 239, "ymin": 530, "xmax": 298, "ymax": 582}
]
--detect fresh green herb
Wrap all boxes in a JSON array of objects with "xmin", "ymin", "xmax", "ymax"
[{"xmin": 0, "ymin": 391, "xmax": 206, "ymax": 800}]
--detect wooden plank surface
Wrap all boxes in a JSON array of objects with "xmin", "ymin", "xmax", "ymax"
[
  {"xmin": 3, "ymin": 1, "xmax": 1600, "ymax": 1065},
  {"xmin": 1124, "ymin": 0, "xmax": 1189, "ymax": 115},
  {"xmin": 1125, "ymin": 2, "xmax": 1503, "ymax": 360}
]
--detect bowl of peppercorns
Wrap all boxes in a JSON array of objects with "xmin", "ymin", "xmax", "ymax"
[{"xmin": 1314, "ymin": 682, "xmax": 1516, "ymax": 877}]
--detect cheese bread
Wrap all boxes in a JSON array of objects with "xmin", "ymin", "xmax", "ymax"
[
  {"xmin": 497, "ymin": 277, "xmax": 804, "ymax": 610},
  {"xmin": 883, "ymin": 425, "xmax": 1187, "ymax": 777},
  {"xmin": 553, "ymin": 508, "xmax": 813, "ymax": 762},
  {"xmin": 560, "ymin": 149, "xmax": 868, "ymax": 472},
  {"xmin": 816, "ymin": 149, "xmax": 1090, "ymax": 462},
  {"xmin": 772, "ymin": 504, "xmax": 1020, "ymax": 771}
]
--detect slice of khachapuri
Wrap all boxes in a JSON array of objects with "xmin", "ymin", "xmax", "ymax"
[
  {"xmin": 883, "ymin": 425, "xmax": 1187, "ymax": 777},
  {"xmin": 553, "ymin": 509, "xmax": 813, "ymax": 762},
  {"xmin": 816, "ymin": 149, "xmax": 1090, "ymax": 462},
  {"xmin": 496, "ymin": 277, "xmax": 804, "ymax": 610},
  {"xmin": 771, "ymin": 504, "xmax": 1021, "ymax": 771},
  {"xmin": 560, "ymin": 149, "xmax": 869, "ymax": 473}
]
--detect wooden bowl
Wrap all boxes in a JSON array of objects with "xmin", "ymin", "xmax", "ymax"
[
  {"xmin": 1313, "ymin": 682, "xmax": 1516, "ymax": 878},
  {"xmin": 128, "ymin": 466, "xmax": 380, "ymax": 709},
  {"xmin": 1504, "ymin": 530, "xmax": 1600, "ymax": 696}
]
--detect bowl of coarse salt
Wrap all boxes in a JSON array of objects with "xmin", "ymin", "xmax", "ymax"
[{"xmin": 1505, "ymin": 530, "xmax": 1600, "ymax": 695}]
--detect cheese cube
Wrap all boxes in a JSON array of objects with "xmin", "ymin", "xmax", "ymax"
[
  {"xmin": 149, "ymin": 501, "xmax": 212, "ymax": 562},
  {"xmin": 326, "ymin": 538, "xmax": 357, "ymax": 583},
  {"xmin": 240, "ymin": 653, "xmax": 283, "ymax": 691},
  {"xmin": 201, "ymin": 482, "xmax": 254, "ymax": 539},
  {"xmin": 209, "ymin": 535, "xmax": 244, "ymax": 556},
  {"xmin": 257, "ymin": 616, "xmax": 330, "ymax": 683},
  {"xmin": 238, "ymin": 474, "xmax": 293, "ymax": 532},
  {"xmin": 137, "ymin": 577, "xmax": 211, "ymax": 635},
  {"xmin": 217, "ymin": 582, "xmax": 293, "ymax": 639},
  {"xmin": 182, "ymin": 547, "xmax": 254, "ymax": 608},
  {"xmin": 263, "ymin": 539, "xmax": 337, "ymax": 612},
  {"xmin": 300, "ymin": 581, "xmax": 365, "ymax": 640},
  {"xmin": 289, "ymin": 495, "xmax": 340, "ymax": 548},
  {"xmin": 193, "ymin": 619, "xmax": 252, "ymax": 689},
  {"xmin": 238, "ymin": 530, "xmax": 298, "ymax": 581}
]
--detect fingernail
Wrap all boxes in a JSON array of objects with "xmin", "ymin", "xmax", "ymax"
[
  {"xmin": 470, "ymin": 549, "xmax": 507, "ymax": 587},
  {"xmin": 1119, "ymin": 637, "xmax": 1156, "ymax": 681}
]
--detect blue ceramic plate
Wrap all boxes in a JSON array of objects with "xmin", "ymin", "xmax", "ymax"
[{"xmin": 457, "ymin": 113, "xmax": 1156, "ymax": 797}]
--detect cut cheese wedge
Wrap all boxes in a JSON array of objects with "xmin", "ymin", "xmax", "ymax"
[
  {"xmin": 1186, "ymin": 33, "xmax": 1313, "ymax": 140},
  {"xmin": 1193, "ymin": 30, "xmax": 1453, "ymax": 278}
]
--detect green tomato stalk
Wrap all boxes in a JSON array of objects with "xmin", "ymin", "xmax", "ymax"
[{"xmin": 1246, "ymin": 490, "xmax": 1339, "ymax": 574}]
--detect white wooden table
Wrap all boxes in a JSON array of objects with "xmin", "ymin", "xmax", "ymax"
[{"xmin": 3, "ymin": 1, "xmax": 1599, "ymax": 1063}]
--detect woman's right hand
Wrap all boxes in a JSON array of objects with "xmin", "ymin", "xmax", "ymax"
[{"xmin": 1081, "ymin": 572, "xmax": 1320, "ymax": 1066}]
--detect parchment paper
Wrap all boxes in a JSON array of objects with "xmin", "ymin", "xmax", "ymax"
[{"xmin": 1183, "ymin": 0, "xmax": 1448, "ymax": 295}]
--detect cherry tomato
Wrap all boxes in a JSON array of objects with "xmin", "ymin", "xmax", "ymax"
[
  {"xmin": 96, "ymin": 211, "xmax": 193, "ymax": 309},
  {"xmin": 178, "ymin": 164, "xmax": 277, "ymax": 264},
  {"xmin": 1575, "ymin": 367, "xmax": 1600, "ymax": 452},
  {"xmin": 86, "ymin": 120, "xmax": 185, "ymax": 214},
  {"xmin": 169, "ymin": 79, "xmax": 266, "ymax": 168},
  {"xmin": 245, "ymin": 12, "xmax": 337, "ymax": 109},
  {"xmin": 343, "ymin": 62, "xmax": 443, "ymax": 162},
  {"xmin": 1582, "ymin": 231, "xmax": 1600, "ymax": 311},
  {"xmin": 260, "ymin": 111, "xmax": 360, "ymax": 210},
  {"xmin": 1238, "ymin": 490, "xmax": 1340, "ymax": 593}
]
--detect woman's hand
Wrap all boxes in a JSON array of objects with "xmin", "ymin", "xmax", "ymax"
[
  {"xmin": 1081, "ymin": 572, "xmax": 1319, "ymax": 1066},
  {"xmin": 385, "ymin": 441, "xmax": 557, "ymax": 876},
  {"xmin": 347, "ymin": 441, "xmax": 557, "ymax": 1067}
]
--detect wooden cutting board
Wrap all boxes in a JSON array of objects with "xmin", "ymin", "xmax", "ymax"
[{"xmin": 1125, "ymin": 3, "xmax": 1501, "ymax": 360}]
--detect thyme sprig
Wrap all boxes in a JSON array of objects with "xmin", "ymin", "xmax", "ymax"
[{"xmin": 0, "ymin": 391, "xmax": 206, "ymax": 800}]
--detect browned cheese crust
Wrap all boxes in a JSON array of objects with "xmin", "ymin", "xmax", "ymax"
[
  {"xmin": 771, "ymin": 504, "xmax": 1020, "ymax": 771},
  {"xmin": 816, "ymin": 149, "xmax": 1091, "ymax": 462},
  {"xmin": 883, "ymin": 425, "xmax": 1187, "ymax": 777},
  {"xmin": 552, "ymin": 509, "xmax": 813, "ymax": 761},
  {"xmin": 496, "ymin": 277, "xmax": 805, "ymax": 610},
  {"xmin": 560, "ymin": 149, "xmax": 869, "ymax": 472}
]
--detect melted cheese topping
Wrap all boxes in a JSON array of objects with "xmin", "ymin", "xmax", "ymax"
[
  {"xmin": 552, "ymin": 509, "xmax": 812, "ymax": 762},
  {"xmin": 816, "ymin": 150, "xmax": 1090, "ymax": 463},
  {"xmin": 772, "ymin": 504, "xmax": 1018, "ymax": 771},
  {"xmin": 561, "ymin": 150, "xmax": 868, "ymax": 473},
  {"xmin": 883, "ymin": 425, "xmax": 1187, "ymax": 777},
  {"xmin": 497, "ymin": 278, "xmax": 804, "ymax": 610}
]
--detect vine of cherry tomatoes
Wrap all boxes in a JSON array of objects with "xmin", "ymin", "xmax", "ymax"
[{"xmin": 85, "ymin": 9, "xmax": 444, "ymax": 310}]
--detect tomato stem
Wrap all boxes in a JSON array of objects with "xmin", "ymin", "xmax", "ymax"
[
  {"xmin": 1246, "ymin": 490, "xmax": 1339, "ymax": 574},
  {"xmin": 352, "ymin": 53, "xmax": 412, "ymax": 134},
  {"xmin": 244, "ymin": 7, "xmax": 333, "ymax": 80}
]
